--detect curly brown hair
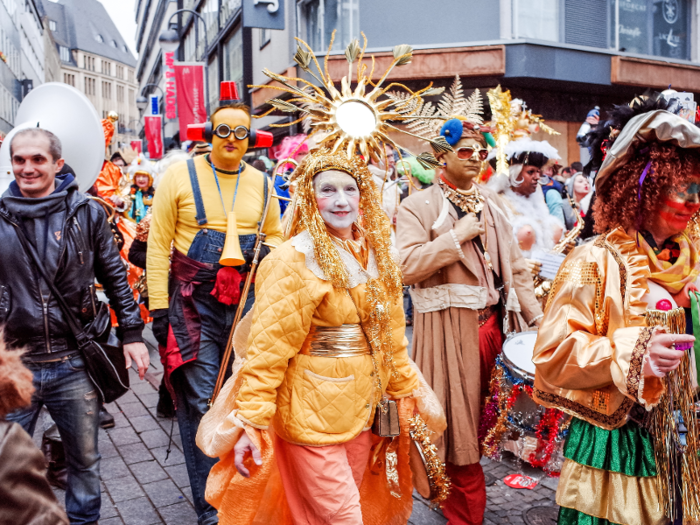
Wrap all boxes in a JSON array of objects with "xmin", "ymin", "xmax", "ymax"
[
  {"xmin": 0, "ymin": 336, "xmax": 33, "ymax": 418},
  {"xmin": 593, "ymin": 142, "xmax": 700, "ymax": 233}
]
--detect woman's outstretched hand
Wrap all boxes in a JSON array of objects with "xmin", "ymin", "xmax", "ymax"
[
  {"xmin": 234, "ymin": 432, "xmax": 262, "ymax": 478},
  {"xmin": 644, "ymin": 332, "xmax": 695, "ymax": 377}
]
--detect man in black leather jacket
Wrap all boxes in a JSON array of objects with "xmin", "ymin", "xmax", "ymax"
[{"xmin": 2, "ymin": 128, "xmax": 149, "ymax": 525}]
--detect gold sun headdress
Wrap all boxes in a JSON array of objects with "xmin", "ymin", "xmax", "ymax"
[{"xmin": 252, "ymin": 33, "xmax": 453, "ymax": 169}]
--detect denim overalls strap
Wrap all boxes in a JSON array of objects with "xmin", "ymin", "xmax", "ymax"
[{"xmin": 187, "ymin": 159, "xmax": 207, "ymax": 226}]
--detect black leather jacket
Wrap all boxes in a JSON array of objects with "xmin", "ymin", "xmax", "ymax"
[{"xmin": 0, "ymin": 180, "xmax": 143, "ymax": 359}]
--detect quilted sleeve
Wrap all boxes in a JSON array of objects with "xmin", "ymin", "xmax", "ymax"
[
  {"xmin": 235, "ymin": 257, "xmax": 316, "ymax": 428},
  {"xmin": 385, "ymin": 295, "xmax": 420, "ymax": 399}
]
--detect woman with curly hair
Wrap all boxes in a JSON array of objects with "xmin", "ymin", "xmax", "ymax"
[{"xmin": 533, "ymin": 103, "xmax": 700, "ymax": 524}]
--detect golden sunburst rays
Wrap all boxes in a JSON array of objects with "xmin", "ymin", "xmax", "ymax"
[
  {"xmin": 250, "ymin": 32, "xmax": 449, "ymax": 170},
  {"xmin": 487, "ymin": 86, "xmax": 514, "ymax": 175}
]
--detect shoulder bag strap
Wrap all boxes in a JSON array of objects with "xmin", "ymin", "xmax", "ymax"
[{"xmin": 12, "ymin": 223, "xmax": 90, "ymax": 348}]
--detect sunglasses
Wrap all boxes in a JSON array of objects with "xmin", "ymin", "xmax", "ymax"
[
  {"xmin": 213, "ymin": 123, "xmax": 252, "ymax": 140},
  {"xmin": 455, "ymin": 145, "xmax": 489, "ymax": 161}
]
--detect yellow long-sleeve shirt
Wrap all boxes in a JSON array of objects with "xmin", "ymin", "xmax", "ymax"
[{"xmin": 147, "ymin": 155, "xmax": 283, "ymax": 310}]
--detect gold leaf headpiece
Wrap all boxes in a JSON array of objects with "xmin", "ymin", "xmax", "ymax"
[
  {"xmin": 487, "ymin": 85, "xmax": 560, "ymax": 174},
  {"xmin": 387, "ymin": 75, "xmax": 484, "ymax": 140},
  {"xmin": 252, "ymin": 33, "xmax": 449, "ymax": 169}
]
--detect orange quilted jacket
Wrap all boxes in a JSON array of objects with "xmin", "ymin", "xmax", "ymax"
[{"xmin": 235, "ymin": 240, "xmax": 419, "ymax": 446}]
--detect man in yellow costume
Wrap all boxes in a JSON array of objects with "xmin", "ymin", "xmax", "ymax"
[
  {"xmin": 147, "ymin": 82, "xmax": 282, "ymax": 525},
  {"xmin": 533, "ymin": 94, "xmax": 700, "ymax": 524}
]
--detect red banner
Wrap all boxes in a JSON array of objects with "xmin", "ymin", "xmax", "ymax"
[
  {"xmin": 130, "ymin": 141, "xmax": 142, "ymax": 153},
  {"xmin": 173, "ymin": 62, "xmax": 207, "ymax": 138},
  {"xmin": 144, "ymin": 116, "xmax": 163, "ymax": 160}
]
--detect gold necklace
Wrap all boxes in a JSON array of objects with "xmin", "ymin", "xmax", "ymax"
[{"xmin": 437, "ymin": 176, "xmax": 484, "ymax": 214}]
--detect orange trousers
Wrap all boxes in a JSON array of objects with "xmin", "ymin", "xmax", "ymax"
[{"xmin": 274, "ymin": 430, "xmax": 373, "ymax": 525}]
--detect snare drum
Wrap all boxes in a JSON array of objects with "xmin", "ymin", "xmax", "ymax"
[
  {"xmin": 502, "ymin": 331, "xmax": 538, "ymax": 383},
  {"xmin": 481, "ymin": 331, "xmax": 568, "ymax": 473},
  {"xmin": 501, "ymin": 332, "xmax": 541, "ymax": 430}
]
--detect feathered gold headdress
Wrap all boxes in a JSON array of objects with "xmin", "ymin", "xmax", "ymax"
[
  {"xmin": 486, "ymin": 85, "xmax": 560, "ymax": 174},
  {"xmin": 387, "ymin": 75, "xmax": 484, "ymax": 139}
]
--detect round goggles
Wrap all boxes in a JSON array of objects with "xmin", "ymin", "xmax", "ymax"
[
  {"xmin": 213, "ymin": 123, "xmax": 252, "ymax": 140},
  {"xmin": 455, "ymin": 145, "xmax": 489, "ymax": 161}
]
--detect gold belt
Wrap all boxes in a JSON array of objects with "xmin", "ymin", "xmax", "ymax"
[{"xmin": 299, "ymin": 324, "xmax": 371, "ymax": 358}]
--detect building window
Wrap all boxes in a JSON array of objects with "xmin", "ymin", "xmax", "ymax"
[
  {"xmin": 0, "ymin": 83, "xmax": 20, "ymax": 126},
  {"xmin": 59, "ymin": 46, "xmax": 70, "ymax": 62},
  {"xmin": 1, "ymin": 0, "xmax": 17, "ymax": 17},
  {"xmin": 63, "ymin": 73, "xmax": 75, "ymax": 86},
  {"xmin": 298, "ymin": 0, "xmax": 359, "ymax": 52},
  {"xmin": 610, "ymin": 0, "xmax": 690, "ymax": 60},
  {"xmin": 200, "ymin": 0, "xmax": 220, "ymax": 42},
  {"xmin": 129, "ymin": 88, "xmax": 135, "ymax": 105},
  {"xmin": 111, "ymin": 40, "xmax": 118, "ymax": 48},
  {"xmin": 116, "ymin": 65, "xmax": 124, "ymax": 79},
  {"xmin": 102, "ymin": 81, "xmax": 112, "ymax": 100},
  {"xmin": 128, "ymin": 69, "xmax": 134, "ymax": 83},
  {"xmin": 101, "ymin": 60, "xmax": 111, "ymax": 75},
  {"xmin": 95, "ymin": 33, "xmax": 104, "ymax": 43},
  {"xmin": 0, "ymin": 26, "xmax": 21, "ymax": 77},
  {"xmin": 514, "ymin": 0, "xmax": 560, "ymax": 42},
  {"xmin": 260, "ymin": 28, "xmax": 271, "ymax": 48},
  {"xmin": 49, "ymin": 19, "xmax": 57, "ymax": 31},
  {"xmin": 84, "ymin": 77, "xmax": 96, "ymax": 96},
  {"xmin": 208, "ymin": 53, "xmax": 219, "ymax": 112},
  {"xmin": 117, "ymin": 85, "xmax": 124, "ymax": 102},
  {"xmin": 224, "ymin": 29, "xmax": 243, "ymax": 88},
  {"xmin": 84, "ymin": 55, "xmax": 95, "ymax": 71}
]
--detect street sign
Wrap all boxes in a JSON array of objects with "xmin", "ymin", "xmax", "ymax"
[
  {"xmin": 243, "ymin": 0, "xmax": 284, "ymax": 30},
  {"xmin": 149, "ymin": 94, "xmax": 159, "ymax": 116}
]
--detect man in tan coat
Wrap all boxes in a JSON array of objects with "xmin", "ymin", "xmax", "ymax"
[{"xmin": 397, "ymin": 119, "xmax": 542, "ymax": 524}]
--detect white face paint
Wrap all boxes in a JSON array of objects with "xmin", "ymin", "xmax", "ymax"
[{"xmin": 313, "ymin": 170, "xmax": 360, "ymax": 236}]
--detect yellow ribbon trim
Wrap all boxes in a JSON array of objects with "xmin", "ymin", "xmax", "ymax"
[{"xmin": 556, "ymin": 459, "xmax": 667, "ymax": 525}]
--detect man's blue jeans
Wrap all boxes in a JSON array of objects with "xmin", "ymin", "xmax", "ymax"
[{"xmin": 8, "ymin": 354, "xmax": 101, "ymax": 525}]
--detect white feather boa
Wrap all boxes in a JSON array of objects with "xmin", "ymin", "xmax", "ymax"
[{"xmin": 501, "ymin": 186, "xmax": 562, "ymax": 257}]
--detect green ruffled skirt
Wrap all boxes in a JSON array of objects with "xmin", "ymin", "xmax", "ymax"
[{"xmin": 556, "ymin": 417, "xmax": 659, "ymax": 525}]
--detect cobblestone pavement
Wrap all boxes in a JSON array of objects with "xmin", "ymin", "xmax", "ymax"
[{"xmin": 36, "ymin": 326, "xmax": 559, "ymax": 524}]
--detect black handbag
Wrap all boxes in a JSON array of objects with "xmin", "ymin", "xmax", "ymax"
[{"xmin": 14, "ymin": 224, "xmax": 129, "ymax": 403}]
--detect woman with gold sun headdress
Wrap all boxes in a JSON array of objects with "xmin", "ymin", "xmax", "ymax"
[{"xmin": 195, "ymin": 34, "xmax": 451, "ymax": 525}]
